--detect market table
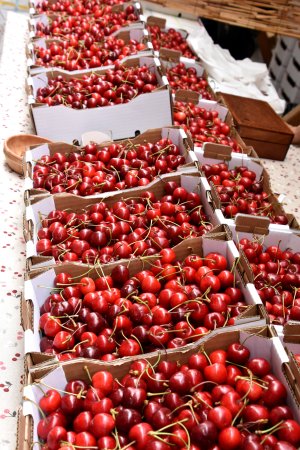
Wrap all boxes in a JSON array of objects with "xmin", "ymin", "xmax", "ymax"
[{"xmin": 0, "ymin": 10, "xmax": 300, "ymax": 450}]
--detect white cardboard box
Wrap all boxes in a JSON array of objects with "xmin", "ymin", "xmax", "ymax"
[
  {"xmin": 27, "ymin": 26, "xmax": 154, "ymax": 75},
  {"xmin": 22, "ymin": 234, "xmax": 264, "ymax": 367},
  {"xmin": 21, "ymin": 326, "xmax": 299, "ymax": 450},
  {"xmin": 24, "ymin": 171, "xmax": 217, "ymax": 268},
  {"xmin": 23, "ymin": 126, "xmax": 198, "ymax": 200},
  {"xmin": 197, "ymin": 142, "xmax": 291, "ymax": 232},
  {"xmin": 27, "ymin": 54, "xmax": 173, "ymax": 142}
]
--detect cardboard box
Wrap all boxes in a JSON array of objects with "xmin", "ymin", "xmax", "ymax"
[
  {"xmin": 276, "ymin": 322, "xmax": 300, "ymax": 404},
  {"xmin": 173, "ymin": 90, "xmax": 248, "ymax": 154},
  {"xmin": 24, "ymin": 171, "xmax": 217, "ymax": 269},
  {"xmin": 197, "ymin": 142, "xmax": 296, "ymax": 231},
  {"xmin": 24, "ymin": 126, "xmax": 198, "ymax": 203},
  {"xmin": 158, "ymin": 48, "xmax": 215, "ymax": 100},
  {"xmin": 146, "ymin": 15, "xmax": 197, "ymax": 59},
  {"xmin": 28, "ymin": 1, "xmax": 145, "ymax": 26},
  {"xmin": 27, "ymin": 54, "xmax": 173, "ymax": 142},
  {"xmin": 22, "ymin": 230, "xmax": 265, "ymax": 370},
  {"xmin": 29, "ymin": 0, "xmax": 136, "ymax": 9},
  {"xmin": 219, "ymin": 92, "xmax": 294, "ymax": 161},
  {"xmin": 19, "ymin": 325, "xmax": 300, "ymax": 450},
  {"xmin": 226, "ymin": 214, "xmax": 300, "ymax": 280},
  {"xmin": 27, "ymin": 26, "xmax": 154, "ymax": 75}
]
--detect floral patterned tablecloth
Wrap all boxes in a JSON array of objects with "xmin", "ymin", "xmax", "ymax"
[
  {"xmin": 0, "ymin": 10, "xmax": 34, "ymax": 450},
  {"xmin": 0, "ymin": 9, "xmax": 300, "ymax": 450}
]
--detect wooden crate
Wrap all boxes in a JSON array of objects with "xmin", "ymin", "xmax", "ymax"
[
  {"xmin": 219, "ymin": 92, "xmax": 294, "ymax": 161},
  {"xmin": 146, "ymin": 0, "xmax": 300, "ymax": 39}
]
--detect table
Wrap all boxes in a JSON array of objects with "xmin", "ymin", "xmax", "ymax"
[{"xmin": 0, "ymin": 10, "xmax": 299, "ymax": 450}]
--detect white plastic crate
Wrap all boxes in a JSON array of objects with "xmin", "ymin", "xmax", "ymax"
[
  {"xmin": 273, "ymin": 35, "xmax": 297, "ymax": 66},
  {"xmin": 280, "ymin": 64, "xmax": 300, "ymax": 104},
  {"xmin": 269, "ymin": 53, "xmax": 287, "ymax": 85}
]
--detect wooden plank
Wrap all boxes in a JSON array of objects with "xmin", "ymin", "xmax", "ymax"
[{"xmin": 146, "ymin": 0, "xmax": 300, "ymax": 38}]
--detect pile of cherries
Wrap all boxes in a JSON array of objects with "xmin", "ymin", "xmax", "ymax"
[
  {"xmin": 32, "ymin": 138, "xmax": 188, "ymax": 195},
  {"xmin": 35, "ymin": 63, "xmax": 158, "ymax": 108},
  {"xmin": 147, "ymin": 25, "xmax": 196, "ymax": 59},
  {"xmin": 35, "ymin": 5, "xmax": 139, "ymax": 39},
  {"xmin": 36, "ymin": 181, "xmax": 212, "ymax": 262},
  {"xmin": 36, "ymin": 343, "xmax": 300, "ymax": 450},
  {"xmin": 39, "ymin": 249, "xmax": 248, "ymax": 360},
  {"xmin": 201, "ymin": 162, "xmax": 289, "ymax": 224},
  {"xmin": 33, "ymin": 35, "xmax": 147, "ymax": 70},
  {"xmin": 165, "ymin": 62, "xmax": 213, "ymax": 98},
  {"xmin": 34, "ymin": 0, "xmax": 126, "ymax": 15},
  {"xmin": 173, "ymin": 101, "xmax": 242, "ymax": 151},
  {"xmin": 238, "ymin": 239, "xmax": 300, "ymax": 325}
]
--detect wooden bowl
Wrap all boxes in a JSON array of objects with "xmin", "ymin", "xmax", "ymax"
[{"xmin": 3, "ymin": 134, "xmax": 52, "ymax": 175}]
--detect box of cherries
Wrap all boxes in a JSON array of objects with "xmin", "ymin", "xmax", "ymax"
[
  {"xmin": 23, "ymin": 126, "xmax": 198, "ymax": 203},
  {"xmin": 225, "ymin": 215, "xmax": 300, "ymax": 327},
  {"xmin": 158, "ymin": 48, "xmax": 215, "ymax": 100},
  {"xmin": 24, "ymin": 170, "xmax": 215, "ymax": 269},
  {"xmin": 146, "ymin": 15, "xmax": 197, "ymax": 59},
  {"xmin": 19, "ymin": 326, "xmax": 300, "ymax": 450},
  {"xmin": 27, "ymin": 54, "xmax": 173, "ymax": 142},
  {"xmin": 196, "ymin": 142, "xmax": 292, "ymax": 230},
  {"xmin": 21, "ymin": 229, "xmax": 266, "ymax": 370},
  {"xmin": 28, "ymin": 1, "xmax": 145, "ymax": 34},
  {"xmin": 27, "ymin": 26, "xmax": 153, "ymax": 74}
]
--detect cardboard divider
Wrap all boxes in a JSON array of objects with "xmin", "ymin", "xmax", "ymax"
[
  {"xmin": 20, "ymin": 325, "xmax": 300, "ymax": 450},
  {"xmin": 24, "ymin": 170, "xmax": 217, "ymax": 270},
  {"xmin": 24, "ymin": 126, "xmax": 197, "ymax": 205},
  {"xmin": 27, "ymin": 26, "xmax": 154, "ymax": 75},
  {"xmin": 27, "ymin": 54, "xmax": 173, "ymax": 142},
  {"xmin": 22, "ymin": 229, "xmax": 266, "ymax": 370},
  {"xmin": 159, "ymin": 47, "xmax": 182, "ymax": 63},
  {"xmin": 146, "ymin": 15, "xmax": 167, "ymax": 29},
  {"xmin": 234, "ymin": 214, "xmax": 271, "ymax": 235}
]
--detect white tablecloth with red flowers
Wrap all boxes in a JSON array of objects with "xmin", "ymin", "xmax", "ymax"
[{"xmin": 0, "ymin": 9, "xmax": 300, "ymax": 450}]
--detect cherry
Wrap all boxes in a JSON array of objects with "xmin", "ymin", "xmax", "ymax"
[
  {"xmin": 191, "ymin": 420, "xmax": 218, "ymax": 447},
  {"xmin": 218, "ymin": 426, "xmax": 242, "ymax": 449},
  {"xmin": 277, "ymin": 420, "xmax": 300, "ymax": 446},
  {"xmin": 39, "ymin": 390, "xmax": 61, "ymax": 414},
  {"xmin": 227, "ymin": 342, "xmax": 250, "ymax": 364}
]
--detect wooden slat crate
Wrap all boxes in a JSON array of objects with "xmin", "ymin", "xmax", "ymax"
[{"xmin": 146, "ymin": 0, "xmax": 300, "ymax": 39}]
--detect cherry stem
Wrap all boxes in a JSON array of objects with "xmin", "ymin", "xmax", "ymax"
[
  {"xmin": 255, "ymin": 420, "xmax": 284, "ymax": 435},
  {"xmin": 83, "ymin": 365, "xmax": 92, "ymax": 383},
  {"xmin": 23, "ymin": 396, "xmax": 46, "ymax": 419}
]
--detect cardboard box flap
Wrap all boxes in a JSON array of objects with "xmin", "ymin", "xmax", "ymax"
[
  {"xmin": 283, "ymin": 322, "xmax": 300, "ymax": 342},
  {"xmin": 236, "ymin": 247, "xmax": 255, "ymax": 284},
  {"xmin": 286, "ymin": 352, "xmax": 300, "ymax": 400},
  {"xmin": 175, "ymin": 89, "xmax": 200, "ymax": 104},
  {"xmin": 203, "ymin": 142, "xmax": 233, "ymax": 161},
  {"xmin": 146, "ymin": 15, "xmax": 166, "ymax": 28},
  {"xmin": 209, "ymin": 182, "xmax": 221, "ymax": 209},
  {"xmin": 235, "ymin": 214, "xmax": 271, "ymax": 235},
  {"xmin": 17, "ymin": 407, "xmax": 32, "ymax": 450},
  {"xmin": 159, "ymin": 47, "xmax": 182, "ymax": 62}
]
